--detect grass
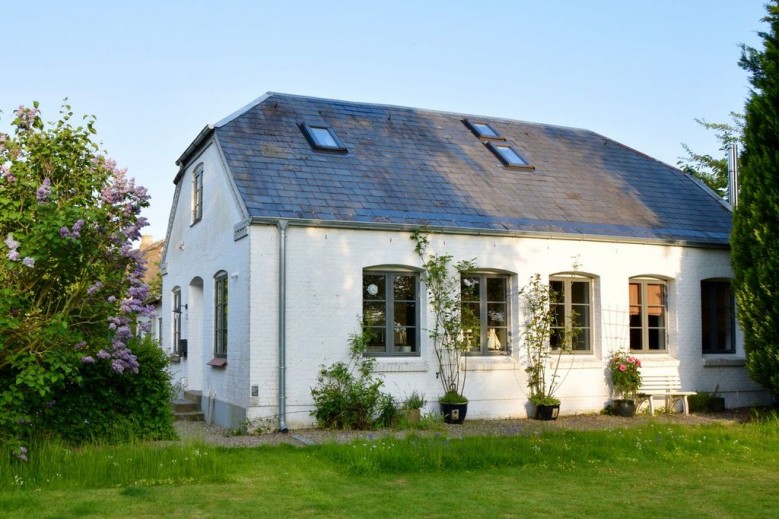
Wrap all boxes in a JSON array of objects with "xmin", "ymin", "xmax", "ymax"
[{"xmin": 1, "ymin": 416, "xmax": 778, "ymax": 518}]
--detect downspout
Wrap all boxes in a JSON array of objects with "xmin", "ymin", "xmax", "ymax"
[
  {"xmin": 277, "ymin": 220, "xmax": 289, "ymax": 433},
  {"xmin": 727, "ymin": 143, "xmax": 739, "ymax": 208}
]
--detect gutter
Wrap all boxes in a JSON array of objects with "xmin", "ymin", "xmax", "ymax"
[
  {"xmin": 277, "ymin": 219, "xmax": 289, "ymax": 433},
  {"xmin": 247, "ymin": 216, "xmax": 731, "ymax": 250}
]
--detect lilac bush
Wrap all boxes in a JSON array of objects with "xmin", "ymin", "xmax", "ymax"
[{"xmin": 0, "ymin": 102, "xmax": 156, "ymax": 445}]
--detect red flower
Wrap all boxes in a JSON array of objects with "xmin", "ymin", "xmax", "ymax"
[{"xmin": 619, "ymin": 364, "xmax": 627, "ymax": 372}]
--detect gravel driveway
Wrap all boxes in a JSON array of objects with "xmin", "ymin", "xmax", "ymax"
[{"xmin": 173, "ymin": 410, "xmax": 752, "ymax": 448}]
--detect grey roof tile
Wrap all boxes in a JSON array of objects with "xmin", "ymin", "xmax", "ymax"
[{"xmin": 206, "ymin": 93, "xmax": 732, "ymax": 245}]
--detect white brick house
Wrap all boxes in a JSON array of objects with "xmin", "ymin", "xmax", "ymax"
[{"xmin": 161, "ymin": 93, "xmax": 769, "ymax": 429}]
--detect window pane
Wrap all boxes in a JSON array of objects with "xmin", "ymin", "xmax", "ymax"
[
  {"xmin": 461, "ymin": 276, "xmax": 480, "ymax": 301},
  {"xmin": 629, "ymin": 283, "xmax": 641, "ymax": 306},
  {"xmin": 648, "ymin": 310, "xmax": 665, "ymax": 328},
  {"xmin": 571, "ymin": 281, "xmax": 589, "ymax": 304},
  {"xmin": 648, "ymin": 328, "xmax": 665, "ymax": 350},
  {"xmin": 394, "ymin": 275, "xmax": 416, "ymax": 301},
  {"xmin": 363, "ymin": 302, "xmax": 386, "ymax": 326},
  {"xmin": 550, "ymin": 280, "xmax": 563, "ymax": 302},
  {"xmin": 366, "ymin": 327, "xmax": 386, "ymax": 353},
  {"xmin": 487, "ymin": 302, "xmax": 506, "ymax": 326},
  {"xmin": 310, "ymin": 127, "xmax": 338, "ymax": 148},
  {"xmin": 487, "ymin": 277, "xmax": 507, "ymax": 301},
  {"xmin": 363, "ymin": 275, "xmax": 385, "ymax": 300},
  {"xmin": 572, "ymin": 305, "xmax": 590, "ymax": 328},
  {"xmin": 488, "ymin": 327, "xmax": 507, "ymax": 351},
  {"xmin": 394, "ymin": 302, "xmax": 416, "ymax": 327},
  {"xmin": 647, "ymin": 284, "xmax": 664, "ymax": 306},
  {"xmin": 462, "ymin": 302, "xmax": 481, "ymax": 338},
  {"xmin": 496, "ymin": 145, "xmax": 527, "ymax": 165},
  {"xmin": 473, "ymin": 122, "xmax": 499, "ymax": 138},
  {"xmin": 629, "ymin": 328, "xmax": 642, "ymax": 350}
]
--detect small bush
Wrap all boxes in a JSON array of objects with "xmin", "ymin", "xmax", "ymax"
[
  {"xmin": 311, "ymin": 328, "xmax": 396, "ymax": 429},
  {"xmin": 33, "ymin": 335, "xmax": 176, "ymax": 444}
]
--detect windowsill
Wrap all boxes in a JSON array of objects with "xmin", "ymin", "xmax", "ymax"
[
  {"xmin": 703, "ymin": 357, "xmax": 746, "ymax": 367},
  {"xmin": 465, "ymin": 356, "xmax": 519, "ymax": 371},
  {"xmin": 169, "ymin": 354, "xmax": 181, "ymax": 364},
  {"xmin": 207, "ymin": 357, "xmax": 227, "ymax": 368},
  {"xmin": 373, "ymin": 358, "xmax": 429, "ymax": 373}
]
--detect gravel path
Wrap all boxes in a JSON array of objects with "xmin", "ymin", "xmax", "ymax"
[{"xmin": 173, "ymin": 410, "xmax": 752, "ymax": 448}]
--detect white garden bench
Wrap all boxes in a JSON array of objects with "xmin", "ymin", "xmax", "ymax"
[{"xmin": 636, "ymin": 374, "xmax": 696, "ymax": 415}]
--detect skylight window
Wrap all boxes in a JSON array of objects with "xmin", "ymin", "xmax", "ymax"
[
  {"xmin": 486, "ymin": 142, "xmax": 532, "ymax": 169},
  {"xmin": 301, "ymin": 123, "xmax": 347, "ymax": 152},
  {"xmin": 464, "ymin": 119, "xmax": 502, "ymax": 139}
]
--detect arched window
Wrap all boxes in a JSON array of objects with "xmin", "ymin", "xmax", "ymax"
[
  {"xmin": 629, "ymin": 277, "xmax": 667, "ymax": 352},
  {"xmin": 172, "ymin": 287, "xmax": 182, "ymax": 355},
  {"xmin": 550, "ymin": 274, "xmax": 593, "ymax": 352},
  {"xmin": 214, "ymin": 271, "xmax": 228, "ymax": 357},
  {"xmin": 461, "ymin": 272, "xmax": 511, "ymax": 355},
  {"xmin": 192, "ymin": 164, "xmax": 203, "ymax": 224},
  {"xmin": 362, "ymin": 269, "xmax": 419, "ymax": 356}
]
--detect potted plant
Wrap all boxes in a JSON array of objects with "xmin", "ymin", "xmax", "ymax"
[
  {"xmin": 606, "ymin": 350, "xmax": 642, "ymax": 417},
  {"xmin": 399, "ymin": 390, "xmax": 427, "ymax": 424},
  {"xmin": 412, "ymin": 229, "xmax": 478, "ymax": 424},
  {"xmin": 522, "ymin": 274, "xmax": 576, "ymax": 420}
]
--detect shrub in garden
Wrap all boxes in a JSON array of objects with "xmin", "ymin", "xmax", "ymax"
[
  {"xmin": 35, "ymin": 335, "xmax": 176, "ymax": 444},
  {"xmin": 0, "ymin": 103, "xmax": 161, "ymax": 448},
  {"xmin": 311, "ymin": 328, "xmax": 396, "ymax": 429}
]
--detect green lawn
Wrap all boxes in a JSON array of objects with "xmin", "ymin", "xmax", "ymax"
[{"xmin": 2, "ymin": 419, "xmax": 778, "ymax": 518}]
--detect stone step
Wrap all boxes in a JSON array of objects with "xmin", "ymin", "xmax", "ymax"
[
  {"xmin": 183, "ymin": 390, "xmax": 202, "ymax": 406},
  {"xmin": 172, "ymin": 391, "xmax": 204, "ymax": 422},
  {"xmin": 171, "ymin": 398, "xmax": 200, "ymax": 414},
  {"xmin": 174, "ymin": 410, "xmax": 205, "ymax": 422}
]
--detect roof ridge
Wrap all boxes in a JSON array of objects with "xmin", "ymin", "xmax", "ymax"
[{"xmin": 227, "ymin": 91, "xmax": 599, "ymax": 137}]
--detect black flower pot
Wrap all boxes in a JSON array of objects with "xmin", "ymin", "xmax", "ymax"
[
  {"xmin": 613, "ymin": 399, "xmax": 636, "ymax": 417},
  {"xmin": 440, "ymin": 402, "xmax": 468, "ymax": 424},
  {"xmin": 535, "ymin": 404, "xmax": 560, "ymax": 421}
]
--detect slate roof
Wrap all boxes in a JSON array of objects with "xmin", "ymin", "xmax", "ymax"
[{"xmin": 189, "ymin": 92, "xmax": 733, "ymax": 246}]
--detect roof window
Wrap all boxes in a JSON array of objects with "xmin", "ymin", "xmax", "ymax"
[
  {"xmin": 464, "ymin": 119, "xmax": 502, "ymax": 139},
  {"xmin": 301, "ymin": 123, "xmax": 347, "ymax": 152},
  {"xmin": 486, "ymin": 142, "xmax": 532, "ymax": 169}
]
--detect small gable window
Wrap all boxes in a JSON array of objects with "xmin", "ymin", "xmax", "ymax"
[
  {"xmin": 192, "ymin": 164, "xmax": 203, "ymax": 224},
  {"xmin": 464, "ymin": 119, "xmax": 502, "ymax": 139},
  {"xmin": 301, "ymin": 123, "xmax": 347, "ymax": 152},
  {"xmin": 486, "ymin": 142, "xmax": 531, "ymax": 168}
]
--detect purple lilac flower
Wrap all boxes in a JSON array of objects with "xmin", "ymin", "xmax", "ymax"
[
  {"xmin": 81, "ymin": 356, "xmax": 95, "ymax": 364},
  {"xmin": 14, "ymin": 105, "xmax": 38, "ymax": 128},
  {"xmin": 87, "ymin": 281, "xmax": 103, "ymax": 295},
  {"xmin": 72, "ymin": 219, "xmax": 84, "ymax": 237},
  {"xmin": 4, "ymin": 233, "xmax": 19, "ymax": 250},
  {"xmin": 6, "ymin": 250, "xmax": 19, "ymax": 261},
  {"xmin": 97, "ymin": 349, "xmax": 111, "ymax": 360},
  {"xmin": 74, "ymin": 342, "xmax": 87, "ymax": 350},
  {"xmin": 22, "ymin": 257, "xmax": 34, "ymax": 268},
  {"xmin": 107, "ymin": 295, "xmax": 116, "ymax": 303},
  {"xmin": 36, "ymin": 178, "xmax": 51, "ymax": 204},
  {"xmin": 60, "ymin": 227, "xmax": 70, "ymax": 238}
]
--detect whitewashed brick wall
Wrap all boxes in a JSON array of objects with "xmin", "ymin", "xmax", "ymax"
[{"xmin": 163, "ymin": 146, "xmax": 769, "ymax": 429}]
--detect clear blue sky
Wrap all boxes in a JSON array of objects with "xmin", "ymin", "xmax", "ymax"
[{"xmin": 1, "ymin": 0, "xmax": 767, "ymax": 240}]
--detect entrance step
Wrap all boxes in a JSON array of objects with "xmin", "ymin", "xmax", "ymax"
[{"xmin": 172, "ymin": 391, "xmax": 204, "ymax": 422}]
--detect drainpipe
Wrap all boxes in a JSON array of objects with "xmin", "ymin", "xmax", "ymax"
[
  {"xmin": 277, "ymin": 219, "xmax": 289, "ymax": 433},
  {"xmin": 728, "ymin": 143, "xmax": 739, "ymax": 208}
]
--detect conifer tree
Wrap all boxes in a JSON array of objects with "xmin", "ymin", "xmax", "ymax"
[{"xmin": 731, "ymin": 1, "xmax": 779, "ymax": 397}]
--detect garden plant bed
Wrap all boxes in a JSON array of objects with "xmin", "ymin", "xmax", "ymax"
[{"xmin": 174, "ymin": 408, "xmax": 758, "ymax": 448}]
